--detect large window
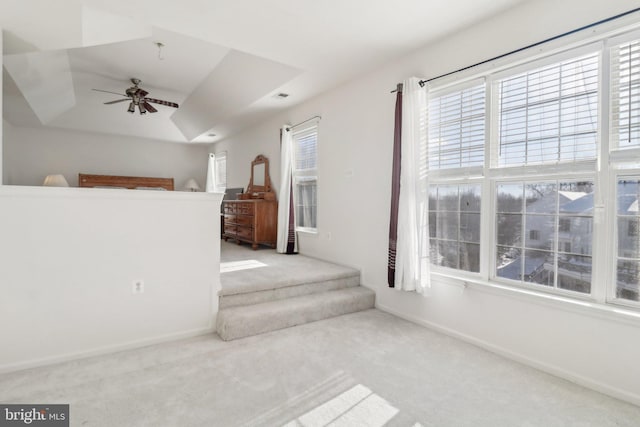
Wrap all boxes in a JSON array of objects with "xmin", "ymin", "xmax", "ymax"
[
  {"xmin": 421, "ymin": 26, "xmax": 640, "ymax": 309},
  {"xmin": 292, "ymin": 124, "xmax": 318, "ymax": 231}
]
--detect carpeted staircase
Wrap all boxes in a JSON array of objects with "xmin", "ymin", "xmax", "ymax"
[{"xmin": 216, "ymin": 252, "xmax": 375, "ymax": 341}]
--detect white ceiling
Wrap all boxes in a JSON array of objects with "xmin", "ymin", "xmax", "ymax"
[{"xmin": 1, "ymin": 0, "xmax": 527, "ymax": 144}]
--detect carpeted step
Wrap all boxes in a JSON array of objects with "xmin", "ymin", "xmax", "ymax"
[
  {"xmin": 216, "ymin": 286, "xmax": 375, "ymax": 341},
  {"xmin": 219, "ymin": 271, "xmax": 360, "ymax": 309}
]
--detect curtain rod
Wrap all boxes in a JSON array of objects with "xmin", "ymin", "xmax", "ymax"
[
  {"xmin": 286, "ymin": 115, "xmax": 321, "ymax": 132},
  {"xmin": 390, "ymin": 6, "xmax": 640, "ymax": 93}
]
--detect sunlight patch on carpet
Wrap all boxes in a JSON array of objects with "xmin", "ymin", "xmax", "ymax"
[
  {"xmin": 283, "ymin": 384, "xmax": 399, "ymax": 427},
  {"xmin": 221, "ymin": 260, "xmax": 268, "ymax": 273}
]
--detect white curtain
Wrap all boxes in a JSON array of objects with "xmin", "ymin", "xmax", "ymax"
[
  {"xmin": 277, "ymin": 126, "xmax": 298, "ymax": 253},
  {"xmin": 395, "ymin": 77, "xmax": 430, "ymax": 294},
  {"xmin": 206, "ymin": 153, "xmax": 217, "ymax": 193}
]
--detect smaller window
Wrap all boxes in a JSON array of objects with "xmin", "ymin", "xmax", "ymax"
[
  {"xmin": 559, "ymin": 218, "xmax": 571, "ymax": 233},
  {"xmin": 206, "ymin": 152, "xmax": 227, "ymax": 193},
  {"xmin": 292, "ymin": 124, "xmax": 318, "ymax": 231},
  {"xmin": 214, "ymin": 152, "xmax": 227, "ymax": 191},
  {"xmin": 529, "ymin": 230, "xmax": 540, "ymax": 240}
]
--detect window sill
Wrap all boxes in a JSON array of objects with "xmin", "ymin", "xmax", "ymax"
[
  {"xmin": 296, "ymin": 227, "xmax": 318, "ymax": 235},
  {"xmin": 430, "ymin": 271, "xmax": 640, "ymax": 327}
]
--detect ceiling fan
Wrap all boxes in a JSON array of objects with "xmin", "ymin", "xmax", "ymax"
[{"xmin": 92, "ymin": 78, "xmax": 179, "ymax": 115}]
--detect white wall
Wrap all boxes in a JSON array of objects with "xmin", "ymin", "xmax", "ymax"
[
  {"xmin": 212, "ymin": 0, "xmax": 640, "ymax": 405},
  {"xmin": 3, "ymin": 125, "xmax": 210, "ymax": 190},
  {"xmin": 0, "ymin": 186, "xmax": 222, "ymax": 372},
  {"xmin": 212, "ymin": 129, "xmax": 281, "ymax": 193},
  {"xmin": 1, "ymin": 30, "xmax": 3, "ymax": 184}
]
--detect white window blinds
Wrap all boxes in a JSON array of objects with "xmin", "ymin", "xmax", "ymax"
[
  {"xmin": 294, "ymin": 127, "xmax": 318, "ymax": 171},
  {"xmin": 611, "ymin": 38, "xmax": 640, "ymax": 149},
  {"xmin": 497, "ymin": 53, "xmax": 599, "ymax": 167},
  {"xmin": 428, "ymin": 81, "xmax": 485, "ymax": 170}
]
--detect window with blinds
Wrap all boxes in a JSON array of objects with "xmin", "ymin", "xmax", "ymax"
[
  {"xmin": 417, "ymin": 23, "xmax": 640, "ymax": 308},
  {"xmin": 215, "ymin": 151, "xmax": 227, "ymax": 191},
  {"xmin": 611, "ymin": 38, "xmax": 640, "ymax": 149},
  {"xmin": 497, "ymin": 53, "xmax": 599, "ymax": 167},
  {"xmin": 294, "ymin": 127, "xmax": 318, "ymax": 171},
  {"xmin": 428, "ymin": 81, "xmax": 485, "ymax": 169},
  {"xmin": 292, "ymin": 124, "xmax": 318, "ymax": 231}
]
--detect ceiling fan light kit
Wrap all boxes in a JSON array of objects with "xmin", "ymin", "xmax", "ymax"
[{"xmin": 93, "ymin": 78, "xmax": 179, "ymax": 116}]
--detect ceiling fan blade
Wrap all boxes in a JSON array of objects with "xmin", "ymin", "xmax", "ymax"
[
  {"xmin": 92, "ymin": 89, "xmax": 128, "ymax": 97},
  {"xmin": 135, "ymin": 89, "xmax": 149, "ymax": 98},
  {"xmin": 146, "ymin": 98, "xmax": 179, "ymax": 108},
  {"xmin": 142, "ymin": 101, "xmax": 157, "ymax": 113},
  {"xmin": 104, "ymin": 99, "xmax": 131, "ymax": 105}
]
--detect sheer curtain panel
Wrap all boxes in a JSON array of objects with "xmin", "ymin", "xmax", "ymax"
[
  {"xmin": 277, "ymin": 126, "xmax": 298, "ymax": 253},
  {"xmin": 206, "ymin": 153, "xmax": 217, "ymax": 193},
  {"xmin": 394, "ymin": 77, "xmax": 430, "ymax": 294}
]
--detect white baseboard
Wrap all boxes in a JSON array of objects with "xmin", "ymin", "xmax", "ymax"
[
  {"xmin": 375, "ymin": 302, "xmax": 640, "ymax": 408},
  {"xmin": 0, "ymin": 327, "xmax": 216, "ymax": 375}
]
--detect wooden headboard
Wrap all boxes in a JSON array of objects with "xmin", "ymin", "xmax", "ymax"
[{"xmin": 78, "ymin": 174, "xmax": 174, "ymax": 191}]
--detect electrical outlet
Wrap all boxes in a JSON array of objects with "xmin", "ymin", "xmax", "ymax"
[{"xmin": 132, "ymin": 280, "xmax": 144, "ymax": 294}]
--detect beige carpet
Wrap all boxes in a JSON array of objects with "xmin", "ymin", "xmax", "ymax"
[
  {"xmin": 219, "ymin": 240, "xmax": 360, "ymax": 296},
  {"xmin": 1, "ymin": 309, "xmax": 639, "ymax": 426}
]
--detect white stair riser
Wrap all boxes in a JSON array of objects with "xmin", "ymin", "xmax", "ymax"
[
  {"xmin": 217, "ymin": 287, "xmax": 375, "ymax": 341},
  {"xmin": 219, "ymin": 274, "xmax": 360, "ymax": 309}
]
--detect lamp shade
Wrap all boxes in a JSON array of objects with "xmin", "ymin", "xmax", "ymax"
[
  {"xmin": 184, "ymin": 178, "xmax": 201, "ymax": 192},
  {"xmin": 43, "ymin": 174, "xmax": 69, "ymax": 187}
]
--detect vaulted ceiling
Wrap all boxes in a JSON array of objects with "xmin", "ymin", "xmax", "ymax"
[{"xmin": 1, "ymin": 0, "xmax": 526, "ymax": 144}]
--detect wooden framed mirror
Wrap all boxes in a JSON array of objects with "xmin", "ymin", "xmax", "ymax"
[{"xmin": 243, "ymin": 154, "xmax": 275, "ymax": 199}]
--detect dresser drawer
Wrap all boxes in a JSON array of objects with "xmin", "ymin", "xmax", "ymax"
[
  {"xmin": 223, "ymin": 204, "xmax": 235, "ymax": 214},
  {"xmin": 235, "ymin": 215, "xmax": 253, "ymax": 226},
  {"xmin": 224, "ymin": 214, "xmax": 236, "ymax": 224},
  {"xmin": 238, "ymin": 203, "xmax": 254, "ymax": 215},
  {"xmin": 223, "ymin": 224, "xmax": 237, "ymax": 235},
  {"xmin": 236, "ymin": 225, "xmax": 253, "ymax": 240}
]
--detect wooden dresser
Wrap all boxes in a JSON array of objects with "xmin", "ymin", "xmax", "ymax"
[
  {"xmin": 222, "ymin": 154, "xmax": 278, "ymax": 250},
  {"xmin": 222, "ymin": 199, "xmax": 277, "ymax": 249}
]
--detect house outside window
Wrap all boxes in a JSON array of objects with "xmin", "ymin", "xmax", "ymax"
[{"xmin": 495, "ymin": 181, "xmax": 594, "ymax": 293}]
